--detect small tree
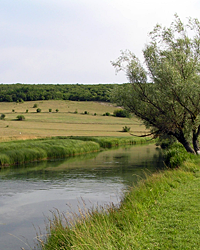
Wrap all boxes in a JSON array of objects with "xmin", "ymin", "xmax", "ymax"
[
  {"xmin": 26, "ymin": 109, "xmax": 28, "ymax": 113},
  {"xmin": 36, "ymin": 108, "xmax": 41, "ymax": 113},
  {"xmin": 56, "ymin": 109, "xmax": 59, "ymax": 113},
  {"xmin": 122, "ymin": 126, "xmax": 131, "ymax": 132},
  {"xmin": 49, "ymin": 109, "xmax": 52, "ymax": 112},
  {"xmin": 33, "ymin": 104, "xmax": 38, "ymax": 108}
]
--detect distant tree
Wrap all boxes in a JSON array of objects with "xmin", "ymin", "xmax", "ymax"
[
  {"xmin": 0, "ymin": 114, "xmax": 5, "ymax": 120},
  {"xmin": 111, "ymin": 15, "xmax": 200, "ymax": 154}
]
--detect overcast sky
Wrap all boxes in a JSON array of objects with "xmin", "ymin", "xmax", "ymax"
[{"xmin": 1, "ymin": 0, "xmax": 200, "ymax": 84}]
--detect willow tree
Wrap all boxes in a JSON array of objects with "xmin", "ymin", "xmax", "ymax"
[{"xmin": 111, "ymin": 15, "xmax": 200, "ymax": 154}]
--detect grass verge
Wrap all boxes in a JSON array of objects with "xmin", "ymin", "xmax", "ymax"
[{"xmin": 37, "ymin": 144, "xmax": 200, "ymax": 250}]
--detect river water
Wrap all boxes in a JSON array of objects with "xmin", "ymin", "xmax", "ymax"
[{"xmin": 0, "ymin": 144, "xmax": 164, "ymax": 250}]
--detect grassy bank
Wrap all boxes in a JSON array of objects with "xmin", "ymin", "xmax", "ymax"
[
  {"xmin": 37, "ymin": 145, "xmax": 200, "ymax": 249},
  {"xmin": 0, "ymin": 136, "xmax": 152, "ymax": 167}
]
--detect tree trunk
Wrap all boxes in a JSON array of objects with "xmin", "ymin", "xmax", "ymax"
[
  {"xmin": 174, "ymin": 131, "xmax": 195, "ymax": 154},
  {"xmin": 193, "ymin": 130, "xmax": 200, "ymax": 154}
]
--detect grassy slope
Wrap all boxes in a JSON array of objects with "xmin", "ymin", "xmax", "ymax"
[
  {"xmin": 39, "ymin": 152, "xmax": 200, "ymax": 250},
  {"xmin": 0, "ymin": 100, "xmax": 147, "ymax": 141}
]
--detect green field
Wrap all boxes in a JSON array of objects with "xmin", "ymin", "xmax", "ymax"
[{"xmin": 0, "ymin": 100, "xmax": 147, "ymax": 141}]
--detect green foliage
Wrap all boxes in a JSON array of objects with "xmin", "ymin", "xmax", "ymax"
[
  {"xmin": 111, "ymin": 15, "xmax": 200, "ymax": 154},
  {"xmin": 12, "ymin": 109, "xmax": 15, "ymax": 113},
  {"xmin": 56, "ymin": 109, "xmax": 59, "ymax": 112},
  {"xmin": 122, "ymin": 126, "xmax": 130, "ymax": 132},
  {"xmin": 84, "ymin": 111, "xmax": 88, "ymax": 114},
  {"xmin": 74, "ymin": 109, "xmax": 78, "ymax": 114},
  {"xmin": 163, "ymin": 143, "xmax": 195, "ymax": 168},
  {"xmin": 94, "ymin": 113, "xmax": 97, "ymax": 116},
  {"xmin": 0, "ymin": 83, "xmax": 117, "ymax": 102},
  {"xmin": 36, "ymin": 108, "xmax": 41, "ymax": 113},
  {"xmin": 16, "ymin": 115, "xmax": 25, "ymax": 121},
  {"xmin": 49, "ymin": 109, "xmax": 52, "ymax": 112},
  {"xmin": 0, "ymin": 114, "xmax": 5, "ymax": 120},
  {"xmin": 33, "ymin": 103, "xmax": 38, "ymax": 108},
  {"xmin": 103, "ymin": 112, "xmax": 110, "ymax": 116},
  {"xmin": 26, "ymin": 109, "xmax": 28, "ymax": 113},
  {"xmin": 113, "ymin": 109, "xmax": 130, "ymax": 118}
]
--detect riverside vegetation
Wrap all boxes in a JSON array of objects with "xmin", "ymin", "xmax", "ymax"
[
  {"xmin": 0, "ymin": 136, "xmax": 151, "ymax": 167},
  {"xmin": 36, "ymin": 144, "xmax": 200, "ymax": 250}
]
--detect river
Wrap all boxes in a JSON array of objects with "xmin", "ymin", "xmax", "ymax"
[{"xmin": 0, "ymin": 144, "xmax": 164, "ymax": 250}]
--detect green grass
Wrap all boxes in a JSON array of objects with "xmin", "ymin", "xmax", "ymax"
[{"xmin": 36, "ymin": 146, "xmax": 200, "ymax": 250}]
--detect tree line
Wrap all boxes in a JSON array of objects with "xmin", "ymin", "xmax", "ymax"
[{"xmin": 0, "ymin": 83, "xmax": 117, "ymax": 102}]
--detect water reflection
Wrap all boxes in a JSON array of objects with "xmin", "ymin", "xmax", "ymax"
[{"xmin": 0, "ymin": 144, "xmax": 164, "ymax": 250}]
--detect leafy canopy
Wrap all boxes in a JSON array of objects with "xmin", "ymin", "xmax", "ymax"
[{"xmin": 111, "ymin": 15, "xmax": 200, "ymax": 154}]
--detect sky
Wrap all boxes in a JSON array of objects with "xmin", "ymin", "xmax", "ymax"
[{"xmin": 0, "ymin": 0, "xmax": 200, "ymax": 84}]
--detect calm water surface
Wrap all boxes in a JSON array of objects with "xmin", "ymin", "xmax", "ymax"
[{"xmin": 0, "ymin": 144, "xmax": 164, "ymax": 250}]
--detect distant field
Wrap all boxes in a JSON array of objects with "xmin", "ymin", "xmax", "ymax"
[{"xmin": 0, "ymin": 100, "xmax": 148, "ymax": 141}]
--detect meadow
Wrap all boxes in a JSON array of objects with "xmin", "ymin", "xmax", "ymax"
[{"xmin": 0, "ymin": 100, "xmax": 147, "ymax": 141}]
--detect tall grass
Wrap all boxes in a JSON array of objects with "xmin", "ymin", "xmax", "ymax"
[
  {"xmin": 68, "ymin": 136, "xmax": 154, "ymax": 148},
  {"xmin": 37, "ymin": 143, "xmax": 200, "ymax": 250},
  {"xmin": 0, "ymin": 138, "xmax": 100, "ymax": 167},
  {"xmin": 0, "ymin": 136, "xmax": 153, "ymax": 167}
]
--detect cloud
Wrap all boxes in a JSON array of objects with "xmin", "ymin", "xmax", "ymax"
[{"xmin": 0, "ymin": 0, "xmax": 199, "ymax": 83}]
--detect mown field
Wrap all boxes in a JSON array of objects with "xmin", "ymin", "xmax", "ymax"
[{"xmin": 0, "ymin": 100, "xmax": 148, "ymax": 141}]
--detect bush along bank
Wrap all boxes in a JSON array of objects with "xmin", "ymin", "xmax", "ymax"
[
  {"xmin": 0, "ymin": 136, "xmax": 154, "ymax": 167},
  {"xmin": 37, "ymin": 143, "xmax": 200, "ymax": 250}
]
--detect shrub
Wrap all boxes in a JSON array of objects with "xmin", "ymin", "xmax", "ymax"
[
  {"xmin": 94, "ymin": 113, "xmax": 97, "ymax": 116},
  {"xmin": 12, "ymin": 109, "xmax": 15, "ymax": 113},
  {"xmin": 113, "ymin": 109, "xmax": 131, "ymax": 118},
  {"xmin": 56, "ymin": 109, "xmax": 59, "ymax": 112},
  {"xmin": 103, "ymin": 112, "xmax": 110, "ymax": 116},
  {"xmin": 74, "ymin": 109, "xmax": 78, "ymax": 114},
  {"xmin": 49, "ymin": 109, "xmax": 52, "ymax": 112},
  {"xmin": 16, "ymin": 115, "xmax": 25, "ymax": 121},
  {"xmin": 36, "ymin": 108, "xmax": 41, "ymax": 113},
  {"xmin": 33, "ymin": 104, "xmax": 38, "ymax": 108},
  {"xmin": 84, "ymin": 111, "xmax": 89, "ymax": 114},
  {"xmin": 0, "ymin": 114, "xmax": 5, "ymax": 120},
  {"xmin": 26, "ymin": 109, "xmax": 28, "ymax": 113},
  {"xmin": 122, "ymin": 126, "xmax": 131, "ymax": 132}
]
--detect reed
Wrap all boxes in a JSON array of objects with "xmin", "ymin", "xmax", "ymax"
[
  {"xmin": 0, "ymin": 136, "xmax": 152, "ymax": 167},
  {"xmin": 67, "ymin": 136, "xmax": 153, "ymax": 148},
  {"xmin": 0, "ymin": 138, "xmax": 100, "ymax": 167}
]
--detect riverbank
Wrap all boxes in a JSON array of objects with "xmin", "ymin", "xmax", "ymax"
[
  {"xmin": 38, "ymin": 144, "xmax": 200, "ymax": 249},
  {"xmin": 0, "ymin": 136, "xmax": 153, "ymax": 167}
]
